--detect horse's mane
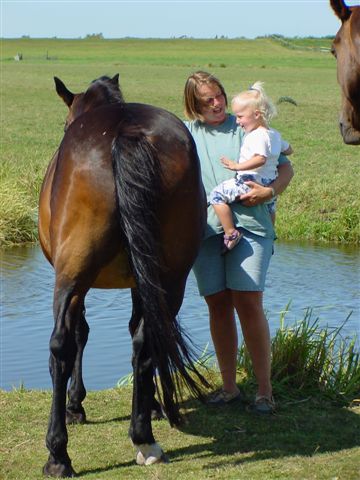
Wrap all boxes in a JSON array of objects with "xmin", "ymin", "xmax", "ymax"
[{"xmin": 86, "ymin": 75, "xmax": 125, "ymax": 107}]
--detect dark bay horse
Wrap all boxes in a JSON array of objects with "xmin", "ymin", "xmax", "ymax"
[
  {"xmin": 330, "ymin": 0, "xmax": 360, "ymax": 144},
  {"xmin": 38, "ymin": 74, "xmax": 209, "ymax": 477}
]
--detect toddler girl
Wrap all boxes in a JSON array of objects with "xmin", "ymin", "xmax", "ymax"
[{"xmin": 209, "ymin": 81, "xmax": 293, "ymax": 251}]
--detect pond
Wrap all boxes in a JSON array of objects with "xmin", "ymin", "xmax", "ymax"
[{"xmin": 1, "ymin": 241, "xmax": 359, "ymax": 391}]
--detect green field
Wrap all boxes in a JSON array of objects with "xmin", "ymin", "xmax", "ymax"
[{"xmin": 1, "ymin": 37, "xmax": 359, "ymax": 246}]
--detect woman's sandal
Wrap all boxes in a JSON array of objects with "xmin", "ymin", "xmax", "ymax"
[
  {"xmin": 223, "ymin": 229, "xmax": 242, "ymax": 252},
  {"xmin": 207, "ymin": 388, "xmax": 242, "ymax": 406},
  {"xmin": 252, "ymin": 395, "xmax": 276, "ymax": 414}
]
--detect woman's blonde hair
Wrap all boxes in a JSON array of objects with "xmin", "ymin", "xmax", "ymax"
[
  {"xmin": 183, "ymin": 71, "xmax": 227, "ymax": 122},
  {"xmin": 231, "ymin": 81, "xmax": 277, "ymax": 125}
]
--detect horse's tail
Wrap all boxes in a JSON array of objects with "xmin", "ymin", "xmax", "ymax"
[{"xmin": 111, "ymin": 132, "xmax": 209, "ymax": 425}]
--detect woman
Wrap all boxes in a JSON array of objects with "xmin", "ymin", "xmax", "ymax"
[{"xmin": 183, "ymin": 71, "xmax": 294, "ymax": 413}]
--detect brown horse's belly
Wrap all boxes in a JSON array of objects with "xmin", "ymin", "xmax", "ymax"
[{"xmin": 92, "ymin": 250, "xmax": 136, "ymax": 289}]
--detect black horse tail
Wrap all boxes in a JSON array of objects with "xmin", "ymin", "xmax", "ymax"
[{"xmin": 111, "ymin": 132, "xmax": 209, "ymax": 425}]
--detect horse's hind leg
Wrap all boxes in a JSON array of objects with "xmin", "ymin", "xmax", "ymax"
[
  {"xmin": 66, "ymin": 305, "xmax": 89, "ymax": 425},
  {"xmin": 129, "ymin": 289, "xmax": 163, "ymax": 421},
  {"xmin": 129, "ymin": 291, "xmax": 167, "ymax": 465},
  {"xmin": 43, "ymin": 280, "xmax": 85, "ymax": 478}
]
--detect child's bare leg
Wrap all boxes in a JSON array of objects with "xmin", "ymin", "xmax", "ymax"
[{"xmin": 213, "ymin": 203, "xmax": 236, "ymax": 235}]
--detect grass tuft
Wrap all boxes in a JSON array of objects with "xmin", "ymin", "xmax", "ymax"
[
  {"xmin": 277, "ymin": 95, "xmax": 298, "ymax": 106},
  {"xmin": 237, "ymin": 307, "xmax": 360, "ymax": 405}
]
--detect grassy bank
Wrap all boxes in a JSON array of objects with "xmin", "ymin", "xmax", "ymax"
[
  {"xmin": 1, "ymin": 386, "xmax": 360, "ymax": 479},
  {"xmin": 1, "ymin": 37, "xmax": 359, "ymax": 246}
]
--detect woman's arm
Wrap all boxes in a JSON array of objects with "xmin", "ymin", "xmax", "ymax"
[{"xmin": 239, "ymin": 161, "xmax": 294, "ymax": 206}]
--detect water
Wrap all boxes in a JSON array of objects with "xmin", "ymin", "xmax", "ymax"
[{"xmin": 1, "ymin": 242, "xmax": 359, "ymax": 391}]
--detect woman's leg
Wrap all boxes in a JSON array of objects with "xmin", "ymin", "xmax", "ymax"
[
  {"xmin": 232, "ymin": 290, "xmax": 272, "ymax": 398},
  {"xmin": 204, "ymin": 290, "xmax": 239, "ymax": 394}
]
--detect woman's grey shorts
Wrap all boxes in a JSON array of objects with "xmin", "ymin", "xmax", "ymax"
[{"xmin": 192, "ymin": 229, "xmax": 273, "ymax": 297}]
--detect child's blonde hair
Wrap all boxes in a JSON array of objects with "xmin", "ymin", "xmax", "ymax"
[{"xmin": 231, "ymin": 81, "xmax": 277, "ymax": 125}]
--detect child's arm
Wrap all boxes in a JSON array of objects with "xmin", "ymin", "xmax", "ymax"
[
  {"xmin": 221, "ymin": 154, "xmax": 266, "ymax": 171},
  {"xmin": 220, "ymin": 156, "xmax": 240, "ymax": 170}
]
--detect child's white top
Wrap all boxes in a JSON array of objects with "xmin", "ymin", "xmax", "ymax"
[{"xmin": 238, "ymin": 127, "xmax": 289, "ymax": 182}]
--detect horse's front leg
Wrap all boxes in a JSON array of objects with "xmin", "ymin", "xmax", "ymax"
[
  {"xmin": 130, "ymin": 317, "xmax": 168, "ymax": 465},
  {"xmin": 43, "ymin": 284, "xmax": 80, "ymax": 478},
  {"xmin": 66, "ymin": 307, "xmax": 89, "ymax": 425}
]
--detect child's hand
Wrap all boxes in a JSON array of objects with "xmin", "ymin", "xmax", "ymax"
[{"xmin": 221, "ymin": 156, "xmax": 239, "ymax": 171}]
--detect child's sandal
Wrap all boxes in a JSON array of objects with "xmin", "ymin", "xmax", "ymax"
[{"xmin": 223, "ymin": 230, "xmax": 242, "ymax": 252}]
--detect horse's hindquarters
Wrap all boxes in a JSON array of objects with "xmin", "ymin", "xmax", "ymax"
[
  {"xmin": 92, "ymin": 250, "xmax": 135, "ymax": 288},
  {"xmin": 159, "ymin": 182, "xmax": 206, "ymax": 281}
]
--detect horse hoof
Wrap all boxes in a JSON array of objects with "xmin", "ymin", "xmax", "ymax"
[
  {"xmin": 135, "ymin": 442, "xmax": 168, "ymax": 466},
  {"xmin": 136, "ymin": 452, "xmax": 169, "ymax": 466},
  {"xmin": 66, "ymin": 409, "xmax": 86, "ymax": 425},
  {"xmin": 43, "ymin": 460, "xmax": 76, "ymax": 477}
]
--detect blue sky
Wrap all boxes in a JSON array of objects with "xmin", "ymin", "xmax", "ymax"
[{"xmin": 1, "ymin": 0, "xmax": 356, "ymax": 39}]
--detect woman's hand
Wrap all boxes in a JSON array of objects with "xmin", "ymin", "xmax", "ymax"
[
  {"xmin": 239, "ymin": 162, "xmax": 294, "ymax": 206},
  {"xmin": 221, "ymin": 156, "xmax": 240, "ymax": 171},
  {"xmin": 238, "ymin": 181, "xmax": 273, "ymax": 206}
]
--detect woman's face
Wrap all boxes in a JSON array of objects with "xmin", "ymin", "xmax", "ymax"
[{"xmin": 197, "ymin": 83, "xmax": 227, "ymax": 125}]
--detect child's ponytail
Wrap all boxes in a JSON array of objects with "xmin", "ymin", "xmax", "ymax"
[
  {"xmin": 232, "ymin": 81, "xmax": 277, "ymax": 126},
  {"xmin": 249, "ymin": 81, "xmax": 277, "ymax": 124}
]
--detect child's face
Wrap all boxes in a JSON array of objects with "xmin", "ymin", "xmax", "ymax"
[{"xmin": 232, "ymin": 103, "xmax": 261, "ymax": 133}]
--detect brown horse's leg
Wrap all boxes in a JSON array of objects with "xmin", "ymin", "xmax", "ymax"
[
  {"xmin": 129, "ymin": 312, "xmax": 168, "ymax": 465},
  {"xmin": 66, "ymin": 306, "xmax": 89, "ymax": 425},
  {"xmin": 129, "ymin": 289, "xmax": 164, "ymax": 421},
  {"xmin": 129, "ymin": 280, "xmax": 188, "ymax": 465},
  {"xmin": 157, "ymin": 279, "xmax": 188, "ymax": 421},
  {"xmin": 43, "ymin": 280, "xmax": 84, "ymax": 478}
]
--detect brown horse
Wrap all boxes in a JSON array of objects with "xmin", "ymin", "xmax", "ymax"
[
  {"xmin": 330, "ymin": 0, "xmax": 360, "ymax": 144},
  {"xmin": 38, "ymin": 74, "xmax": 209, "ymax": 477}
]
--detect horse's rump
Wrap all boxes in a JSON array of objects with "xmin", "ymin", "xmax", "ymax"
[{"xmin": 43, "ymin": 102, "xmax": 205, "ymax": 289}]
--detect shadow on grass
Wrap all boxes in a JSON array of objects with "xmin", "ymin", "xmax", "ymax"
[
  {"xmin": 79, "ymin": 459, "xmax": 136, "ymax": 476},
  {"xmin": 74, "ymin": 393, "xmax": 360, "ymax": 477},
  {"xmin": 86, "ymin": 414, "xmax": 131, "ymax": 424},
  {"xmin": 172, "ymin": 395, "xmax": 360, "ymax": 467}
]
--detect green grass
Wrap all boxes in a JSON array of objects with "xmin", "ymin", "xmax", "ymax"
[
  {"xmin": 1, "ymin": 37, "xmax": 359, "ymax": 246},
  {"xmin": 1, "ymin": 386, "xmax": 360, "ymax": 479}
]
